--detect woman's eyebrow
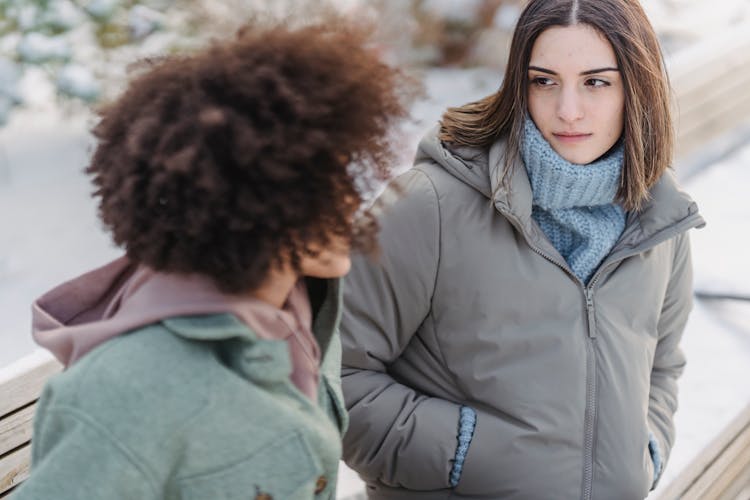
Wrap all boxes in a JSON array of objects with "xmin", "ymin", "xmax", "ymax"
[
  {"xmin": 528, "ymin": 65, "xmax": 620, "ymax": 76},
  {"xmin": 580, "ymin": 67, "xmax": 619, "ymax": 75}
]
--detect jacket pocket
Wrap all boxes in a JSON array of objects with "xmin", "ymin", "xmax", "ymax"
[
  {"xmin": 322, "ymin": 373, "xmax": 349, "ymax": 434},
  {"xmin": 177, "ymin": 431, "xmax": 323, "ymax": 500},
  {"xmin": 644, "ymin": 442, "xmax": 655, "ymax": 490}
]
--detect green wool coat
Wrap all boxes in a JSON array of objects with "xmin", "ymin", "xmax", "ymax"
[{"xmin": 15, "ymin": 280, "xmax": 347, "ymax": 500}]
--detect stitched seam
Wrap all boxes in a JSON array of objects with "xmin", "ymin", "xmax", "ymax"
[
  {"xmin": 412, "ymin": 166, "xmax": 449, "ymax": 370},
  {"xmin": 412, "ymin": 166, "xmax": 442, "ymax": 307},
  {"xmin": 655, "ymin": 232, "xmax": 682, "ymax": 341}
]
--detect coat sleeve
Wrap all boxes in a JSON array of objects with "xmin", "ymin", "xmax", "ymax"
[
  {"xmin": 13, "ymin": 384, "xmax": 158, "ymax": 500},
  {"xmin": 648, "ymin": 231, "xmax": 694, "ymax": 485},
  {"xmin": 341, "ymin": 168, "xmax": 461, "ymax": 490}
]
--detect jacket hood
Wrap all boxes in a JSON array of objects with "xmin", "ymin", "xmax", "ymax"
[
  {"xmin": 414, "ymin": 124, "xmax": 498, "ymax": 200},
  {"xmin": 413, "ymin": 124, "xmax": 705, "ymax": 244},
  {"xmin": 32, "ymin": 257, "xmax": 337, "ymax": 389}
]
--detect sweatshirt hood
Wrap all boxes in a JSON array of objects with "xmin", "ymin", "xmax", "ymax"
[
  {"xmin": 32, "ymin": 257, "xmax": 325, "ymax": 401},
  {"xmin": 33, "ymin": 257, "xmax": 136, "ymax": 365}
]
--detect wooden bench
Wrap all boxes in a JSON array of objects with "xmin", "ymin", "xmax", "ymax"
[{"xmin": 0, "ymin": 352, "xmax": 61, "ymax": 498}]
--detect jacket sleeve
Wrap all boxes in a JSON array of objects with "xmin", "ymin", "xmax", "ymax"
[
  {"xmin": 341, "ymin": 168, "xmax": 461, "ymax": 490},
  {"xmin": 648, "ymin": 231, "xmax": 694, "ymax": 486},
  {"xmin": 14, "ymin": 384, "xmax": 158, "ymax": 500}
]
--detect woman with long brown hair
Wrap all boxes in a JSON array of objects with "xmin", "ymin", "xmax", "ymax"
[{"xmin": 340, "ymin": 1, "xmax": 704, "ymax": 498}]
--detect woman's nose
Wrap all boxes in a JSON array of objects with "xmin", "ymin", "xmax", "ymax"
[{"xmin": 556, "ymin": 87, "xmax": 585, "ymax": 123}]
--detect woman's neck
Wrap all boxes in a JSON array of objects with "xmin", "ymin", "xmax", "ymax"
[{"xmin": 247, "ymin": 266, "xmax": 299, "ymax": 309}]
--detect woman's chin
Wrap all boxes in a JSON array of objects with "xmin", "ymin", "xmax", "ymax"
[{"xmin": 302, "ymin": 254, "xmax": 352, "ymax": 279}]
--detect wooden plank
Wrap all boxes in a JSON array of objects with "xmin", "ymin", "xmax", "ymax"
[
  {"xmin": 0, "ymin": 443, "xmax": 30, "ymax": 495},
  {"xmin": 656, "ymin": 403, "xmax": 750, "ymax": 500},
  {"xmin": 717, "ymin": 451, "xmax": 750, "ymax": 500},
  {"xmin": 669, "ymin": 25, "xmax": 750, "ymax": 160},
  {"xmin": 668, "ymin": 24, "xmax": 750, "ymax": 87},
  {"xmin": 0, "ymin": 351, "xmax": 61, "ymax": 418},
  {"xmin": 672, "ymin": 48, "xmax": 750, "ymax": 100},
  {"xmin": 676, "ymin": 63, "xmax": 750, "ymax": 125},
  {"xmin": 676, "ymin": 87, "xmax": 750, "ymax": 159},
  {"xmin": 0, "ymin": 404, "xmax": 34, "ymax": 457},
  {"xmin": 727, "ymin": 479, "xmax": 750, "ymax": 500},
  {"xmin": 687, "ymin": 432, "xmax": 750, "ymax": 500},
  {"xmin": 0, "ymin": 486, "xmax": 17, "ymax": 498}
]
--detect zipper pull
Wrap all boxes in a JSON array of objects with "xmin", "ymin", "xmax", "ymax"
[{"xmin": 585, "ymin": 289, "xmax": 597, "ymax": 338}]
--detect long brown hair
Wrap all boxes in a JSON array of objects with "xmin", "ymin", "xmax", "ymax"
[{"xmin": 439, "ymin": 0, "xmax": 673, "ymax": 211}]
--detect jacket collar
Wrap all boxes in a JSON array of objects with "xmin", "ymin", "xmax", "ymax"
[
  {"xmin": 417, "ymin": 125, "xmax": 704, "ymax": 248},
  {"xmin": 162, "ymin": 313, "xmax": 256, "ymax": 341},
  {"xmin": 494, "ymin": 157, "xmax": 704, "ymax": 247},
  {"xmin": 162, "ymin": 277, "xmax": 342, "ymax": 356}
]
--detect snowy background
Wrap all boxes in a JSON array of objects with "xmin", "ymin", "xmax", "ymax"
[{"xmin": 1, "ymin": 1, "xmax": 749, "ymax": 498}]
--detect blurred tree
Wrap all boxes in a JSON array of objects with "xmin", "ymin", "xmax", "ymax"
[
  {"xmin": 0, "ymin": 0, "xmax": 176, "ymax": 124},
  {"xmin": 363, "ymin": 0, "xmax": 521, "ymax": 68},
  {"xmin": 0, "ymin": 0, "xmax": 174, "ymax": 124},
  {"xmin": 0, "ymin": 0, "xmax": 346, "ymax": 125},
  {"xmin": 0, "ymin": 0, "xmax": 521, "ymax": 126}
]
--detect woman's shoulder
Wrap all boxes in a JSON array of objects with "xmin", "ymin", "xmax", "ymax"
[
  {"xmin": 42, "ymin": 322, "xmax": 214, "ymax": 426},
  {"xmin": 636, "ymin": 169, "xmax": 704, "ymax": 240},
  {"xmin": 410, "ymin": 122, "xmax": 499, "ymax": 198},
  {"xmin": 31, "ymin": 321, "xmax": 338, "ymax": 494},
  {"xmin": 384, "ymin": 161, "xmax": 485, "ymax": 214}
]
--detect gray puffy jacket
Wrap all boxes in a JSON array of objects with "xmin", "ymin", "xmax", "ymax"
[{"xmin": 340, "ymin": 126, "xmax": 704, "ymax": 500}]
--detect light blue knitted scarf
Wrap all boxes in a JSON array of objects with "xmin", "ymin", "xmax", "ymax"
[{"xmin": 521, "ymin": 118, "xmax": 626, "ymax": 283}]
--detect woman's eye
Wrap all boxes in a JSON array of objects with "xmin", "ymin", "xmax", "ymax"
[
  {"xmin": 585, "ymin": 78, "xmax": 610, "ymax": 88},
  {"xmin": 531, "ymin": 76, "xmax": 555, "ymax": 87}
]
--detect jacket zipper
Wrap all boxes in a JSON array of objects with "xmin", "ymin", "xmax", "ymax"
[
  {"xmin": 498, "ymin": 213, "xmax": 598, "ymax": 499},
  {"xmin": 501, "ymin": 207, "xmax": 703, "ymax": 499},
  {"xmin": 434, "ymin": 149, "xmax": 703, "ymax": 497},
  {"xmin": 581, "ymin": 280, "xmax": 603, "ymax": 500},
  {"xmin": 516, "ymin": 239, "xmax": 603, "ymax": 499}
]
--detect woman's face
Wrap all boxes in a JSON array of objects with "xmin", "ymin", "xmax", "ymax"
[{"xmin": 527, "ymin": 24, "xmax": 625, "ymax": 165}]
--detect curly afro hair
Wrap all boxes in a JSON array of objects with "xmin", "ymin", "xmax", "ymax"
[{"xmin": 87, "ymin": 19, "xmax": 412, "ymax": 293}]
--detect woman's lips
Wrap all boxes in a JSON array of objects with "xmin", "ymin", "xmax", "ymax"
[{"xmin": 553, "ymin": 132, "xmax": 592, "ymax": 143}]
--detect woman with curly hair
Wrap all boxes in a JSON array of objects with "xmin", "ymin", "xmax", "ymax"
[{"xmin": 15, "ymin": 19, "xmax": 409, "ymax": 500}]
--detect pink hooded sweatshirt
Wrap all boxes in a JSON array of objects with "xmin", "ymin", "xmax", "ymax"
[{"xmin": 32, "ymin": 256, "xmax": 321, "ymax": 400}]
